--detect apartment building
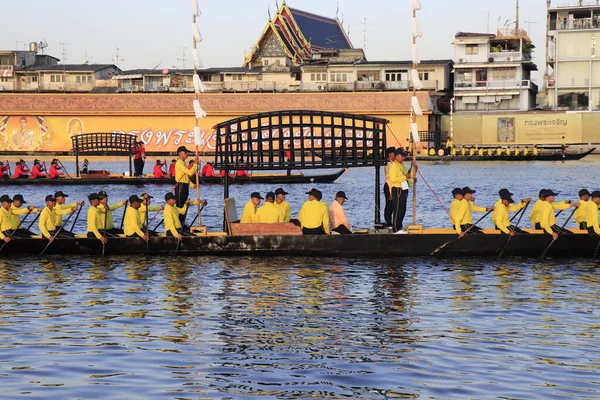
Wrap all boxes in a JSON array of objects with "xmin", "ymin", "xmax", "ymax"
[
  {"xmin": 15, "ymin": 64, "xmax": 120, "ymax": 92},
  {"xmin": 0, "ymin": 48, "xmax": 58, "ymax": 91}
]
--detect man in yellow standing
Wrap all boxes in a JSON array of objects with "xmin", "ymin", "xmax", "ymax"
[
  {"xmin": 382, "ymin": 147, "xmax": 396, "ymax": 227},
  {"xmin": 389, "ymin": 148, "xmax": 415, "ymax": 234},
  {"xmin": 54, "ymin": 191, "xmax": 84, "ymax": 237},
  {"xmin": 241, "ymin": 192, "xmax": 262, "ymax": 223},
  {"xmin": 256, "ymin": 192, "xmax": 284, "ymax": 223},
  {"xmin": 273, "ymin": 188, "xmax": 291, "ymax": 223},
  {"xmin": 492, "ymin": 189, "xmax": 531, "ymax": 236},
  {"xmin": 298, "ymin": 188, "xmax": 329, "ymax": 235},
  {"xmin": 173, "ymin": 146, "xmax": 199, "ymax": 225},
  {"xmin": 124, "ymin": 195, "xmax": 149, "ymax": 241}
]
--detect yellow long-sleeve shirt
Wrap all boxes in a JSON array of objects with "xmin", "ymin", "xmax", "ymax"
[
  {"xmin": 530, "ymin": 200, "xmax": 571, "ymax": 225},
  {"xmin": 175, "ymin": 159, "xmax": 197, "ymax": 187},
  {"xmin": 298, "ymin": 200, "xmax": 330, "ymax": 234},
  {"xmin": 38, "ymin": 206, "xmax": 59, "ymax": 239},
  {"xmin": 274, "ymin": 201, "xmax": 291, "ymax": 222},
  {"xmin": 538, "ymin": 201, "xmax": 558, "ymax": 234},
  {"xmin": 9, "ymin": 205, "xmax": 39, "ymax": 230},
  {"xmin": 582, "ymin": 200, "xmax": 600, "ymax": 234},
  {"xmin": 124, "ymin": 206, "xmax": 145, "ymax": 238},
  {"xmin": 389, "ymin": 161, "xmax": 414, "ymax": 189},
  {"xmin": 575, "ymin": 199, "xmax": 588, "ymax": 225},
  {"xmin": 241, "ymin": 200, "xmax": 257, "ymax": 223},
  {"xmin": 55, "ymin": 202, "xmax": 77, "ymax": 226},
  {"xmin": 0, "ymin": 207, "xmax": 11, "ymax": 239},
  {"xmin": 87, "ymin": 206, "xmax": 103, "ymax": 239},
  {"xmin": 163, "ymin": 203, "xmax": 188, "ymax": 237},
  {"xmin": 449, "ymin": 199, "xmax": 487, "ymax": 233},
  {"xmin": 256, "ymin": 202, "xmax": 284, "ymax": 223},
  {"xmin": 492, "ymin": 201, "xmax": 526, "ymax": 234},
  {"xmin": 96, "ymin": 202, "xmax": 125, "ymax": 230},
  {"xmin": 139, "ymin": 204, "xmax": 162, "ymax": 225}
]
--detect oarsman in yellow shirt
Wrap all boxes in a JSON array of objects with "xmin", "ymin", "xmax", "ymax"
[
  {"xmin": 460, "ymin": 147, "xmax": 466, "ymax": 156},
  {"xmin": 10, "ymin": 194, "xmax": 37, "ymax": 238},
  {"xmin": 582, "ymin": 191, "xmax": 600, "ymax": 235},
  {"xmin": 241, "ymin": 192, "xmax": 262, "ymax": 223},
  {"xmin": 575, "ymin": 189, "xmax": 591, "ymax": 230},
  {"xmin": 469, "ymin": 147, "xmax": 476, "ymax": 156},
  {"xmin": 86, "ymin": 193, "xmax": 108, "ymax": 244},
  {"xmin": 449, "ymin": 187, "xmax": 492, "ymax": 237},
  {"xmin": 0, "ymin": 195, "xmax": 14, "ymax": 243},
  {"xmin": 38, "ymin": 195, "xmax": 76, "ymax": 242},
  {"xmin": 462, "ymin": 186, "xmax": 493, "ymax": 233},
  {"xmin": 54, "ymin": 191, "xmax": 84, "ymax": 237},
  {"xmin": 256, "ymin": 192, "xmax": 284, "ymax": 223},
  {"xmin": 139, "ymin": 192, "xmax": 163, "ymax": 235},
  {"xmin": 96, "ymin": 191, "xmax": 127, "ymax": 237},
  {"xmin": 298, "ymin": 188, "xmax": 330, "ymax": 235},
  {"xmin": 273, "ymin": 188, "xmax": 291, "ymax": 223},
  {"xmin": 530, "ymin": 188, "xmax": 573, "ymax": 230},
  {"xmin": 477, "ymin": 147, "xmax": 484, "ymax": 157},
  {"xmin": 174, "ymin": 146, "xmax": 199, "ymax": 224},
  {"xmin": 389, "ymin": 148, "xmax": 416, "ymax": 234},
  {"xmin": 537, "ymin": 190, "xmax": 574, "ymax": 240},
  {"xmin": 428, "ymin": 148, "xmax": 436, "ymax": 156},
  {"xmin": 492, "ymin": 189, "xmax": 531, "ymax": 236},
  {"xmin": 163, "ymin": 192, "xmax": 196, "ymax": 240},
  {"xmin": 123, "ymin": 195, "xmax": 149, "ymax": 241},
  {"xmin": 533, "ymin": 146, "xmax": 540, "ymax": 156},
  {"xmin": 382, "ymin": 147, "xmax": 396, "ymax": 227}
]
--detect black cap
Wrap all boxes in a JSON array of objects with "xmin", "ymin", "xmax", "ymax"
[
  {"xmin": 265, "ymin": 191, "xmax": 275, "ymax": 200},
  {"xmin": 306, "ymin": 188, "xmax": 320, "ymax": 198},
  {"xmin": 462, "ymin": 187, "xmax": 476, "ymax": 194},
  {"xmin": 129, "ymin": 195, "xmax": 142, "ymax": 204},
  {"xmin": 34, "ymin": 159, "xmax": 40, "ymax": 165},
  {"xmin": 538, "ymin": 189, "xmax": 547, "ymax": 197},
  {"xmin": 88, "ymin": 193, "xmax": 99, "ymax": 201},
  {"xmin": 177, "ymin": 146, "xmax": 191, "ymax": 154},
  {"xmin": 336, "ymin": 191, "xmax": 348, "ymax": 200},
  {"xmin": 452, "ymin": 188, "xmax": 463, "ymax": 196},
  {"xmin": 498, "ymin": 188, "xmax": 513, "ymax": 197},
  {"xmin": 12, "ymin": 194, "xmax": 26, "ymax": 204},
  {"xmin": 314, "ymin": 189, "xmax": 323, "ymax": 200},
  {"xmin": 171, "ymin": 159, "xmax": 176, "ymax": 163},
  {"xmin": 591, "ymin": 191, "xmax": 600, "ymax": 198},
  {"xmin": 98, "ymin": 191, "xmax": 108, "ymax": 199},
  {"xmin": 579, "ymin": 189, "xmax": 591, "ymax": 197},
  {"xmin": 165, "ymin": 192, "xmax": 176, "ymax": 201},
  {"xmin": 45, "ymin": 195, "xmax": 56, "ymax": 202},
  {"xmin": 386, "ymin": 147, "xmax": 396, "ymax": 155},
  {"xmin": 501, "ymin": 194, "xmax": 515, "ymax": 203},
  {"xmin": 54, "ymin": 191, "xmax": 69, "ymax": 198},
  {"xmin": 140, "ymin": 193, "xmax": 153, "ymax": 199},
  {"xmin": 156, "ymin": 160, "xmax": 162, "ymax": 164},
  {"xmin": 394, "ymin": 148, "xmax": 408, "ymax": 157},
  {"xmin": 0, "ymin": 161, "xmax": 4, "ymax": 166},
  {"xmin": 251, "ymin": 192, "xmax": 263, "ymax": 200},
  {"xmin": 542, "ymin": 189, "xmax": 559, "ymax": 198},
  {"xmin": 275, "ymin": 188, "xmax": 288, "ymax": 196},
  {"xmin": 0, "ymin": 195, "xmax": 12, "ymax": 203}
]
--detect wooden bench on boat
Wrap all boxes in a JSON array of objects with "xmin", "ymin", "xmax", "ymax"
[{"xmin": 224, "ymin": 198, "xmax": 302, "ymax": 236}]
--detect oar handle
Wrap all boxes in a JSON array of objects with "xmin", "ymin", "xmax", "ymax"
[
  {"xmin": 25, "ymin": 212, "xmax": 40, "ymax": 231},
  {"xmin": 431, "ymin": 210, "xmax": 492, "ymax": 257},
  {"xmin": 68, "ymin": 203, "xmax": 83, "ymax": 233}
]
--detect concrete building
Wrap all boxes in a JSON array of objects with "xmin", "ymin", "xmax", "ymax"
[
  {"xmin": 546, "ymin": 1, "xmax": 600, "ymax": 111},
  {"xmin": 452, "ymin": 30, "xmax": 538, "ymax": 112},
  {"xmin": 15, "ymin": 64, "xmax": 120, "ymax": 92},
  {"xmin": 0, "ymin": 48, "xmax": 59, "ymax": 91}
]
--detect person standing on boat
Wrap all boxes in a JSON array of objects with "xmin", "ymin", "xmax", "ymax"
[
  {"xmin": 575, "ymin": 189, "xmax": 591, "ymax": 230},
  {"xmin": 492, "ymin": 189, "xmax": 530, "ymax": 236},
  {"xmin": 383, "ymin": 147, "xmax": 396, "ymax": 227},
  {"xmin": 389, "ymin": 148, "xmax": 415, "ymax": 234},
  {"xmin": 538, "ymin": 190, "xmax": 573, "ymax": 239},
  {"xmin": 298, "ymin": 188, "xmax": 330, "ymax": 235},
  {"xmin": 86, "ymin": 193, "xmax": 108, "ymax": 244},
  {"xmin": 530, "ymin": 189, "xmax": 573, "ymax": 230},
  {"xmin": 10, "ymin": 194, "xmax": 37, "ymax": 238},
  {"xmin": 241, "ymin": 192, "xmax": 262, "ymax": 223},
  {"xmin": 168, "ymin": 159, "xmax": 176, "ymax": 177},
  {"xmin": 124, "ymin": 195, "xmax": 149, "ymax": 241},
  {"xmin": 96, "ymin": 191, "xmax": 127, "ymax": 237},
  {"xmin": 31, "ymin": 160, "xmax": 46, "ymax": 179},
  {"xmin": 39, "ymin": 195, "xmax": 76, "ymax": 242},
  {"xmin": 445, "ymin": 137, "xmax": 453, "ymax": 156},
  {"xmin": 81, "ymin": 159, "xmax": 89, "ymax": 174},
  {"xmin": 164, "ymin": 192, "xmax": 195, "ymax": 240},
  {"xmin": 153, "ymin": 160, "xmax": 169, "ymax": 179},
  {"xmin": 329, "ymin": 191, "xmax": 352, "ymax": 235},
  {"xmin": 256, "ymin": 192, "xmax": 284, "ymax": 223},
  {"xmin": 173, "ymin": 146, "xmax": 199, "ymax": 225},
  {"xmin": 273, "ymin": 188, "xmax": 291, "ymax": 223},
  {"xmin": 581, "ymin": 191, "xmax": 600, "ymax": 235},
  {"xmin": 132, "ymin": 140, "xmax": 146, "ymax": 177},
  {"xmin": 54, "ymin": 191, "xmax": 83, "ymax": 238}
]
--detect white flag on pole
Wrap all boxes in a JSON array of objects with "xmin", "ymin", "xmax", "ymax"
[
  {"xmin": 411, "ymin": 69, "xmax": 423, "ymax": 90},
  {"xmin": 193, "ymin": 99, "xmax": 207, "ymax": 119},
  {"xmin": 411, "ymin": 96, "xmax": 423, "ymax": 116},
  {"xmin": 410, "ymin": 123, "xmax": 420, "ymax": 143},
  {"xmin": 194, "ymin": 125, "xmax": 204, "ymax": 146},
  {"xmin": 192, "ymin": 22, "xmax": 202, "ymax": 43},
  {"xmin": 412, "ymin": 0, "xmax": 421, "ymax": 11},
  {"xmin": 412, "ymin": 17, "xmax": 422, "ymax": 38},
  {"xmin": 412, "ymin": 43, "xmax": 420, "ymax": 65},
  {"xmin": 193, "ymin": 74, "xmax": 206, "ymax": 93}
]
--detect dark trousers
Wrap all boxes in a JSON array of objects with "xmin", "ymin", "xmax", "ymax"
[
  {"xmin": 392, "ymin": 187, "xmax": 408, "ymax": 232},
  {"xmin": 174, "ymin": 182, "xmax": 190, "ymax": 226},
  {"xmin": 55, "ymin": 228, "xmax": 74, "ymax": 237},
  {"xmin": 87, "ymin": 232, "xmax": 99, "ymax": 239},
  {"xmin": 333, "ymin": 225, "xmax": 352, "ymax": 235},
  {"xmin": 16, "ymin": 175, "xmax": 28, "ymax": 179},
  {"xmin": 9, "ymin": 229, "xmax": 34, "ymax": 238},
  {"xmin": 133, "ymin": 158, "xmax": 144, "ymax": 176},
  {"xmin": 588, "ymin": 227, "xmax": 598, "ymax": 235},
  {"xmin": 461, "ymin": 224, "xmax": 484, "ymax": 234},
  {"xmin": 580, "ymin": 222, "xmax": 588, "ymax": 230},
  {"xmin": 535, "ymin": 223, "xmax": 572, "ymax": 234},
  {"xmin": 496, "ymin": 225, "xmax": 529, "ymax": 235},
  {"xmin": 383, "ymin": 183, "xmax": 393, "ymax": 226},
  {"xmin": 302, "ymin": 227, "xmax": 325, "ymax": 235}
]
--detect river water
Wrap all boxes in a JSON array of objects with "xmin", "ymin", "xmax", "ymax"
[{"xmin": 0, "ymin": 159, "xmax": 599, "ymax": 399}]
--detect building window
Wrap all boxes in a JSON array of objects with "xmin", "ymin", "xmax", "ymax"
[
  {"xmin": 28, "ymin": 76, "xmax": 38, "ymax": 83},
  {"xmin": 456, "ymin": 70, "xmax": 473, "ymax": 83},
  {"xmin": 263, "ymin": 60, "xmax": 269, "ymax": 67},
  {"xmin": 385, "ymin": 70, "xmax": 406, "ymax": 81},
  {"xmin": 309, "ymin": 70, "xmax": 327, "ymax": 81},
  {"xmin": 50, "ymin": 74, "xmax": 65, "ymax": 83},
  {"xmin": 0, "ymin": 77, "xmax": 10, "ymax": 83},
  {"xmin": 231, "ymin": 74, "xmax": 243, "ymax": 81},
  {"xmin": 75, "ymin": 75, "xmax": 92, "ymax": 84},
  {"xmin": 418, "ymin": 72, "xmax": 430, "ymax": 81},
  {"xmin": 491, "ymin": 68, "xmax": 516, "ymax": 81},
  {"xmin": 466, "ymin": 44, "xmax": 479, "ymax": 55},
  {"xmin": 330, "ymin": 71, "xmax": 348, "ymax": 82}
]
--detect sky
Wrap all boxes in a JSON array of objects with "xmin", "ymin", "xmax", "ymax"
[{"xmin": 3, "ymin": 0, "xmax": 549, "ymax": 81}]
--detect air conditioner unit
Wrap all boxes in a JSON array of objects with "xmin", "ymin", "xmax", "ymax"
[
  {"xmin": 506, "ymin": 56, "xmax": 512, "ymax": 62},
  {"xmin": 458, "ymin": 58, "xmax": 465, "ymax": 63},
  {"xmin": 0, "ymin": 86, "xmax": 4, "ymax": 91}
]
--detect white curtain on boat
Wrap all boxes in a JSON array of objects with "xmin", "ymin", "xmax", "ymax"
[
  {"xmin": 412, "ymin": 17, "xmax": 422, "ymax": 38},
  {"xmin": 412, "ymin": 0, "xmax": 421, "ymax": 11},
  {"xmin": 412, "ymin": 43, "xmax": 420, "ymax": 65},
  {"xmin": 411, "ymin": 68, "xmax": 423, "ymax": 90},
  {"xmin": 411, "ymin": 96, "xmax": 423, "ymax": 116},
  {"xmin": 193, "ymin": 74, "xmax": 206, "ymax": 93},
  {"xmin": 194, "ymin": 126, "xmax": 205, "ymax": 146},
  {"xmin": 193, "ymin": 99, "xmax": 207, "ymax": 119},
  {"xmin": 410, "ymin": 123, "xmax": 420, "ymax": 143}
]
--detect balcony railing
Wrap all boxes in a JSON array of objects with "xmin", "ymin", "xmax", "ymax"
[
  {"xmin": 488, "ymin": 51, "xmax": 531, "ymax": 62},
  {"xmin": 455, "ymin": 80, "xmax": 536, "ymax": 91},
  {"xmin": 553, "ymin": 17, "xmax": 600, "ymax": 31}
]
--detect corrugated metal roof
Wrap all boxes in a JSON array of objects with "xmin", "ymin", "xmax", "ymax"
[{"xmin": 18, "ymin": 64, "xmax": 119, "ymax": 72}]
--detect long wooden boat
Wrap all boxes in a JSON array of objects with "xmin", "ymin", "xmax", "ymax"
[
  {"xmin": 3, "ymin": 228, "xmax": 598, "ymax": 259},
  {"xmin": 417, "ymin": 147, "xmax": 596, "ymax": 162},
  {"xmin": 0, "ymin": 169, "xmax": 345, "ymax": 186}
]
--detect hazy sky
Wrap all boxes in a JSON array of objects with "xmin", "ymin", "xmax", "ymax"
[{"xmin": 3, "ymin": 0, "xmax": 548, "ymax": 80}]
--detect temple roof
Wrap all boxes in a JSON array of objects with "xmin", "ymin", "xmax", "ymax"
[{"xmin": 288, "ymin": 8, "xmax": 352, "ymax": 50}]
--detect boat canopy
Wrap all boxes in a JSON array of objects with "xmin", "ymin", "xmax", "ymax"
[{"xmin": 71, "ymin": 132, "xmax": 137, "ymax": 176}]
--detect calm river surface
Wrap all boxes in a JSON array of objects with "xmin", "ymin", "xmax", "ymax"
[{"xmin": 0, "ymin": 159, "xmax": 599, "ymax": 399}]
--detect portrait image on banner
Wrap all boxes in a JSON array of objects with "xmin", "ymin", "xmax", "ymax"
[
  {"xmin": 0, "ymin": 116, "xmax": 52, "ymax": 151},
  {"xmin": 67, "ymin": 118, "xmax": 85, "ymax": 136},
  {"xmin": 497, "ymin": 118, "xmax": 515, "ymax": 143}
]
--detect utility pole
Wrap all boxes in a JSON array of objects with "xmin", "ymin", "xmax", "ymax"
[
  {"xmin": 515, "ymin": 0, "xmax": 520, "ymax": 29},
  {"xmin": 524, "ymin": 20, "xmax": 537, "ymax": 33},
  {"xmin": 59, "ymin": 42, "xmax": 70, "ymax": 92}
]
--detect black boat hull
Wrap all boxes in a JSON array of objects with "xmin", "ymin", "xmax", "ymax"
[{"xmin": 417, "ymin": 148, "xmax": 596, "ymax": 162}]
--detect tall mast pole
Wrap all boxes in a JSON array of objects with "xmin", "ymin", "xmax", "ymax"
[
  {"xmin": 192, "ymin": 0, "xmax": 206, "ymax": 229},
  {"xmin": 411, "ymin": 5, "xmax": 418, "ymax": 226},
  {"xmin": 516, "ymin": 0, "xmax": 520, "ymax": 29},
  {"xmin": 410, "ymin": 0, "xmax": 423, "ymax": 227}
]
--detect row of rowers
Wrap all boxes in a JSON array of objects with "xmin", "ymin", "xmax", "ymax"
[
  {"xmin": 239, "ymin": 188, "xmax": 353, "ymax": 235},
  {"xmin": 0, "ymin": 159, "xmax": 66, "ymax": 179},
  {"xmin": 449, "ymin": 187, "xmax": 600, "ymax": 239},
  {"xmin": 0, "ymin": 191, "xmax": 207, "ymax": 244}
]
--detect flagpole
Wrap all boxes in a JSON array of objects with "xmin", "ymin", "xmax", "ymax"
[
  {"xmin": 192, "ymin": 0, "xmax": 206, "ymax": 229},
  {"xmin": 410, "ymin": 0, "xmax": 423, "ymax": 226}
]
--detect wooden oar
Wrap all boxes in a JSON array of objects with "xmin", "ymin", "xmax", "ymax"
[
  {"xmin": 25, "ymin": 213, "xmax": 40, "ymax": 231},
  {"xmin": 7, "ymin": 161, "xmax": 12, "ymax": 177},
  {"xmin": 152, "ymin": 219, "xmax": 164, "ymax": 232},
  {"xmin": 39, "ymin": 208, "xmax": 78, "ymax": 256},
  {"xmin": 538, "ymin": 207, "xmax": 577, "ymax": 260},
  {"xmin": 102, "ymin": 205, "xmax": 108, "ymax": 257},
  {"xmin": 431, "ymin": 210, "xmax": 492, "ymax": 257},
  {"xmin": 0, "ymin": 209, "xmax": 32, "ymax": 253},
  {"xmin": 57, "ymin": 159, "xmax": 73, "ymax": 179},
  {"xmin": 592, "ymin": 236, "xmax": 600, "ymax": 260},
  {"xmin": 145, "ymin": 200, "xmax": 150, "ymax": 257},
  {"xmin": 498, "ymin": 202, "xmax": 530, "ymax": 259},
  {"xmin": 119, "ymin": 201, "xmax": 128, "ymax": 231},
  {"xmin": 68, "ymin": 203, "xmax": 83, "ymax": 233}
]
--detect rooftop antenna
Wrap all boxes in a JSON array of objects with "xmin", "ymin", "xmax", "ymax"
[
  {"xmin": 112, "ymin": 46, "xmax": 124, "ymax": 68},
  {"xmin": 152, "ymin": 61, "xmax": 162, "ymax": 70},
  {"xmin": 39, "ymin": 39, "xmax": 48, "ymax": 55},
  {"xmin": 336, "ymin": 1, "xmax": 340, "ymax": 20},
  {"xmin": 524, "ymin": 20, "xmax": 537, "ymax": 33},
  {"xmin": 177, "ymin": 47, "xmax": 187, "ymax": 69},
  {"xmin": 268, "ymin": 4, "xmax": 272, "ymax": 21},
  {"xmin": 59, "ymin": 42, "xmax": 70, "ymax": 63},
  {"xmin": 360, "ymin": 17, "xmax": 373, "ymax": 49},
  {"xmin": 84, "ymin": 49, "xmax": 89, "ymax": 64}
]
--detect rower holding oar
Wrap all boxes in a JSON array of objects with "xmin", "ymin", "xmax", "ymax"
[
  {"xmin": 537, "ymin": 190, "xmax": 575, "ymax": 240},
  {"xmin": 140, "ymin": 193, "xmax": 163, "ymax": 236},
  {"xmin": 574, "ymin": 189, "xmax": 591, "ymax": 230},
  {"xmin": 10, "ymin": 194, "xmax": 38, "ymax": 238},
  {"xmin": 38, "ymin": 195, "xmax": 77, "ymax": 242},
  {"xmin": 54, "ymin": 191, "xmax": 84, "ymax": 237},
  {"xmin": 86, "ymin": 193, "xmax": 108, "ymax": 244},
  {"xmin": 449, "ymin": 187, "xmax": 492, "ymax": 236},
  {"xmin": 96, "ymin": 191, "xmax": 127, "ymax": 237},
  {"xmin": 163, "ymin": 192, "xmax": 198, "ymax": 240},
  {"xmin": 124, "ymin": 195, "xmax": 149, "ymax": 241},
  {"xmin": 492, "ymin": 189, "xmax": 531, "ymax": 236},
  {"xmin": 530, "ymin": 189, "xmax": 573, "ymax": 230},
  {"xmin": 0, "ymin": 195, "xmax": 15, "ymax": 243},
  {"xmin": 579, "ymin": 191, "xmax": 600, "ymax": 235}
]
